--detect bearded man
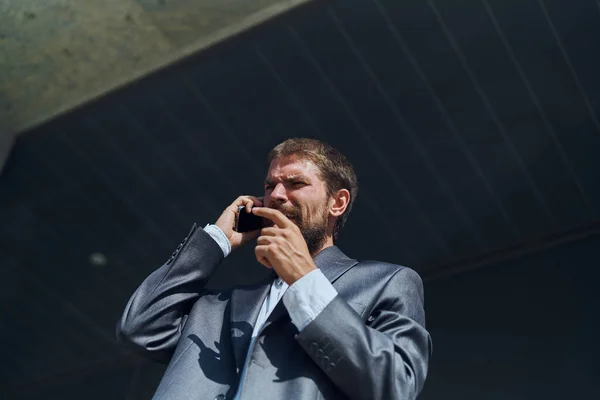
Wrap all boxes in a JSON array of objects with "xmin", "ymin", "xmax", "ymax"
[{"xmin": 117, "ymin": 138, "xmax": 432, "ymax": 400}]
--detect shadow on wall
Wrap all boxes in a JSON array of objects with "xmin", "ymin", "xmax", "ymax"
[{"xmin": 0, "ymin": 93, "xmax": 17, "ymax": 176}]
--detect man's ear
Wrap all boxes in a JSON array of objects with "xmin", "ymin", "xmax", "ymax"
[{"xmin": 329, "ymin": 189, "xmax": 350, "ymax": 217}]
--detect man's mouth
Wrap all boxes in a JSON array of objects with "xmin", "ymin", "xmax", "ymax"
[
  {"xmin": 266, "ymin": 206, "xmax": 299, "ymax": 224},
  {"xmin": 271, "ymin": 208, "xmax": 295, "ymax": 219}
]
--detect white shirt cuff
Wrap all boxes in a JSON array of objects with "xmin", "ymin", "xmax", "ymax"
[
  {"xmin": 282, "ymin": 269, "xmax": 338, "ymax": 331},
  {"xmin": 203, "ymin": 224, "xmax": 231, "ymax": 257}
]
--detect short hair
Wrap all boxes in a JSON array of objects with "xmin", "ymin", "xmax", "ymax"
[{"xmin": 268, "ymin": 138, "xmax": 358, "ymax": 241}]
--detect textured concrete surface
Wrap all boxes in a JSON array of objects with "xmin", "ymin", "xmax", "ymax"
[{"xmin": 0, "ymin": 0, "xmax": 310, "ymax": 169}]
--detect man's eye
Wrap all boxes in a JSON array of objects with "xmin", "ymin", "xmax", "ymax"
[{"xmin": 291, "ymin": 182, "xmax": 305, "ymax": 187}]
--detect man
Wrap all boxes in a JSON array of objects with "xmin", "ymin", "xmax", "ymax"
[{"xmin": 117, "ymin": 138, "xmax": 432, "ymax": 400}]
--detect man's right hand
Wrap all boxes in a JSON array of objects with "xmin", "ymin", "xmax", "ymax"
[{"xmin": 215, "ymin": 195, "xmax": 263, "ymax": 251}]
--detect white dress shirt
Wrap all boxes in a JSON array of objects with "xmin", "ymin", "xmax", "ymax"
[{"xmin": 203, "ymin": 224, "xmax": 338, "ymax": 399}]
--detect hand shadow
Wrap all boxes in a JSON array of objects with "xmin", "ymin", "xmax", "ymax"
[
  {"xmin": 187, "ymin": 321, "xmax": 253, "ymax": 386},
  {"xmin": 188, "ymin": 334, "xmax": 228, "ymax": 384}
]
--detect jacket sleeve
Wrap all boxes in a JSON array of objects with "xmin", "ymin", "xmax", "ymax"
[
  {"xmin": 116, "ymin": 224, "xmax": 224, "ymax": 364},
  {"xmin": 295, "ymin": 267, "xmax": 432, "ymax": 400}
]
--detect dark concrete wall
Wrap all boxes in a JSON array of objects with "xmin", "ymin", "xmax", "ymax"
[{"xmin": 421, "ymin": 233, "xmax": 600, "ymax": 399}]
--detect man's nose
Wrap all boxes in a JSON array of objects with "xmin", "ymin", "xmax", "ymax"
[{"xmin": 270, "ymin": 183, "xmax": 287, "ymax": 202}]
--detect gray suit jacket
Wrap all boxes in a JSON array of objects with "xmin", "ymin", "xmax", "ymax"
[{"xmin": 117, "ymin": 224, "xmax": 432, "ymax": 400}]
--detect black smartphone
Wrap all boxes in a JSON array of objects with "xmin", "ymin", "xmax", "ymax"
[{"xmin": 235, "ymin": 206, "xmax": 264, "ymax": 232}]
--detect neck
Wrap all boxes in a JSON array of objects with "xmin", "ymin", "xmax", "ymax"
[{"xmin": 310, "ymin": 236, "xmax": 334, "ymax": 258}]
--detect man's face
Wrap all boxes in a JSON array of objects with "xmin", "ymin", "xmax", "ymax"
[{"xmin": 264, "ymin": 155, "xmax": 331, "ymax": 254}]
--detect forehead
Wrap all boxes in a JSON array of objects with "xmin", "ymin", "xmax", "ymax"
[{"xmin": 266, "ymin": 155, "xmax": 321, "ymax": 180}]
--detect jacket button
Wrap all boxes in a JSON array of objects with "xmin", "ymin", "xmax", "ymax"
[
  {"xmin": 326, "ymin": 362, "xmax": 336, "ymax": 371},
  {"xmin": 214, "ymin": 395, "xmax": 226, "ymax": 400},
  {"xmin": 310, "ymin": 342, "xmax": 318, "ymax": 353},
  {"xmin": 315, "ymin": 349, "xmax": 324, "ymax": 361}
]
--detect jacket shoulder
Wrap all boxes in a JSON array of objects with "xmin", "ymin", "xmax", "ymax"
[
  {"xmin": 353, "ymin": 259, "xmax": 420, "ymax": 280},
  {"xmin": 334, "ymin": 259, "xmax": 421, "ymax": 304}
]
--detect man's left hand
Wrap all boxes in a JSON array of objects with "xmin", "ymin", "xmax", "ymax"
[{"xmin": 252, "ymin": 207, "xmax": 317, "ymax": 285}]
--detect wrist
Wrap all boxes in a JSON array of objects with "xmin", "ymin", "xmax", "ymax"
[
  {"xmin": 204, "ymin": 224, "xmax": 232, "ymax": 257},
  {"xmin": 287, "ymin": 262, "xmax": 317, "ymax": 285}
]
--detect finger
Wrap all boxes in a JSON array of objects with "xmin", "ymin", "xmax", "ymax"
[
  {"xmin": 239, "ymin": 197, "xmax": 254, "ymax": 213},
  {"xmin": 259, "ymin": 227, "xmax": 279, "ymax": 237},
  {"xmin": 256, "ymin": 235, "xmax": 273, "ymax": 246},
  {"xmin": 232, "ymin": 195, "xmax": 262, "ymax": 210},
  {"xmin": 252, "ymin": 207, "xmax": 291, "ymax": 228},
  {"xmin": 246, "ymin": 195, "xmax": 263, "ymax": 205},
  {"xmin": 255, "ymin": 245, "xmax": 273, "ymax": 268},
  {"xmin": 244, "ymin": 195, "xmax": 265, "ymax": 213},
  {"xmin": 242, "ymin": 197, "xmax": 255, "ymax": 213}
]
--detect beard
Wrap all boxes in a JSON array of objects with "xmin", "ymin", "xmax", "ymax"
[{"xmin": 272, "ymin": 203, "xmax": 329, "ymax": 255}]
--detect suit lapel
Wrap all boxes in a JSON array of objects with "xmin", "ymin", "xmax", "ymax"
[
  {"xmin": 314, "ymin": 245, "xmax": 359, "ymax": 284},
  {"xmin": 260, "ymin": 246, "xmax": 358, "ymax": 332},
  {"xmin": 229, "ymin": 278, "xmax": 271, "ymax": 371}
]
